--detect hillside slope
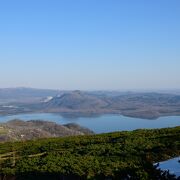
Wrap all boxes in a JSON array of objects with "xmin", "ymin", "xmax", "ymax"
[
  {"xmin": 0, "ymin": 126, "xmax": 179, "ymax": 179},
  {"xmin": 41, "ymin": 91, "xmax": 180, "ymax": 119},
  {"xmin": 44, "ymin": 90, "xmax": 108, "ymax": 112},
  {"xmin": 0, "ymin": 120, "xmax": 94, "ymax": 142}
]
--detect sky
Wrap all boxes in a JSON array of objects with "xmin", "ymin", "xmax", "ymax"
[{"xmin": 0, "ymin": 0, "xmax": 180, "ymax": 90}]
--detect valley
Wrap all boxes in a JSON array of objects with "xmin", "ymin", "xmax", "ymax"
[{"xmin": 0, "ymin": 89, "xmax": 180, "ymax": 179}]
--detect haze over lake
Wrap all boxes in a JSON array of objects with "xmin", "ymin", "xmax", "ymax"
[{"xmin": 0, "ymin": 113, "xmax": 180, "ymax": 133}]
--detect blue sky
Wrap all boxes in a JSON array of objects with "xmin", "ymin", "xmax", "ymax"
[{"xmin": 0, "ymin": 0, "xmax": 180, "ymax": 90}]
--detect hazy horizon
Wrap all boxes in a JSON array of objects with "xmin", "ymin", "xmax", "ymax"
[
  {"xmin": 0, "ymin": 0, "xmax": 180, "ymax": 90},
  {"xmin": 1, "ymin": 86, "xmax": 180, "ymax": 93}
]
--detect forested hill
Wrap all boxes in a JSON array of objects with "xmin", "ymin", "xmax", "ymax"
[
  {"xmin": 0, "ymin": 120, "xmax": 94, "ymax": 142},
  {"xmin": 0, "ymin": 126, "xmax": 180, "ymax": 179}
]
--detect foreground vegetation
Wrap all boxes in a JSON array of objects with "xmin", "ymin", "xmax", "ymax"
[{"xmin": 0, "ymin": 126, "xmax": 180, "ymax": 179}]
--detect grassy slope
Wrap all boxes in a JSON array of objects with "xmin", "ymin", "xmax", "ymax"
[{"xmin": 0, "ymin": 126, "xmax": 180, "ymax": 179}]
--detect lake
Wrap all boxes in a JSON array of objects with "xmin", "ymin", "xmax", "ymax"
[
  {"xmin": 0, "ymin": 113, "xmax": 179, "ymax": 133},
  {"xmin": 158, "ymin": 157, "xmax": 180, "ymax": 177}
]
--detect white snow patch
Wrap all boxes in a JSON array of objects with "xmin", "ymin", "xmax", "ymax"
[{"xmin": 43, "ymin": 96, "xmax": 53, "ymax": 103}]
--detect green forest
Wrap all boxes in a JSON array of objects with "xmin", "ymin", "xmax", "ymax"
[{"xmin": 0, "ymin": 126, "xmax": 180, "ymax": 180}]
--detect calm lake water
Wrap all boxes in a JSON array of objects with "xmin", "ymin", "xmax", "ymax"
[
  {"xmin": 158, "ymin": 157, "xmax": 180, "ymax": 177},
  {"xmin": 0, "ymin": 113, "xmax": 179, "ymax": 133}
]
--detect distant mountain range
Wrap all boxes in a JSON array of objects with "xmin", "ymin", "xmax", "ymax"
[
  {"xmin": 0, "ymin": 87, "xmax": 60, "ymax": 104},
  {"xmin": 39, "ymin": 90, "xmax": 180, "ymax": 119},
  {"xmin": 0, "ymin": 88, "xmax": 180, "ymax": 119}
]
